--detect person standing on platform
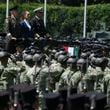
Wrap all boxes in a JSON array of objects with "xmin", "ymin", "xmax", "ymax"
[
  {"xmin": 31, "ymin": 7, "xmax": 47, "ymax": 39},
  {"xmin": 6, "ymin": 6, "xmax": 20, "ymax": 54},
  {"xmin": 19, "ymin": 10, "xmax": 34, "ymax": 47}
]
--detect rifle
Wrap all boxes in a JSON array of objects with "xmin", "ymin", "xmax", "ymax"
[{"xmin": 45, "ymin": 54, "xmax": 52, "ymax": 92}]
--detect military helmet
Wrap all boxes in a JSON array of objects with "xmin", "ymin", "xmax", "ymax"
[
  {"xmin": 77, "ymin": 58, "xmax": 86, "ymax": 64},
  {"xmin": 0, "ymin": 51, "xmax": 10, "ymax": 58},
  {"xmin": 90, "ymin": 56, "xmax": 96, "ymax": 65},
  {"xmin": 33, "ymin": 53, "xmax": 41, "ymax": 62},
  {"xmin": 51, "ymin": 49, "xmax": 57, "ymax": 54},
  {"xmin": 23, "ymin": 54, "xmax": 33, "ymax": 61},
  {"xmin": 57, "ymin": 54, "xmax": 67, "ymax": 63},
  {"xmin": 55, "ymin": 52, "xmax": 60, "ymax": 59},
  {"xmin": 95, "ymin": 58, "xmax": 103, "ymax": 65}
]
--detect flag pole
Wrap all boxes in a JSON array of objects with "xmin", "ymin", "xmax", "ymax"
[
  {"xmin": 5, "ymin": 0, "xmax": 9, "ymax": 33},
  {"xmin": 83, "ymin": 0, "xmax": 87, "ymax": 38},
  {"xmin": 44, "ymin": 0, "xmax": 47, "ymax": 27}
]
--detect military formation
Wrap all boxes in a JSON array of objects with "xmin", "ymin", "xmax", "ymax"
[{"xmin": 0, "ymin": 5, "xmax": 110, "ymax": 110}]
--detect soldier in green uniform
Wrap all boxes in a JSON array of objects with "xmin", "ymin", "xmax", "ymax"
[
  {"xmin": 103, "ymin": 59, "xmax": 110, "ymax": 105},
  {"xmin": 33, "ymin": 53, "xmax": 48, "ymax": 110},
  {"xmin": 83, "ymin": 56, "xmax": 97, "ymax": 91},
  {"xmin": 93, "ymin": 57, "xmax": 108, "ymax": 93},
  {"xmin": 0, "ymin": 50, "xmax": 22, "ymax": 89},
  {"xmin": 22, "ymin": 54, "xmax": 35, "ymax": 84},
  {"xmin": 49, "ymin": 54, "xmax": 66, "ymax": 91},
  {"xmin": 58, "ymin": 57, "xmax": 77, "ymax": 88},
  {"xmin": 72, "ymin": 58, "xmax": 86, "ymax": 93}
]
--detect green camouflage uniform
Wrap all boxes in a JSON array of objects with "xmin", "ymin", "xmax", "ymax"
[
  {"xmin": 70, "ymin": 70, "xmax": 81, "ymax": 88},
  {"xmin": 58, "ymin": 67, "xmax": 73, "ymax": 87},
  {"xmin": 38, "ymin": 64, "xmax": 49, "ymax": 110},
  {"xmin": 17, "ymin": 61, "xmax": 28, "ymax": 83},
  {"xmin": 103, "ymin": 67, "xmax": 110, "ymax": 104},
  {"xmin": 24, "ymin": 65, "xmax": 35, "ymax": 84},
  {"xmin": 94, "ymin": 67, "xmax": 104, "ymax": 93},
  {"xmin": 83, "ymin": 65, "xmax": 97, "ymax": 91},
  {"xmin": 49, "ymin": 62, "xmax": 64, "ymax": 91},
  {"xmin": 0, "ymin": 63, "xmax": 21, "ymax": 88},
  {"xmin": 0, "ymin": 65, "xmax": 7, "ymax": 90}
]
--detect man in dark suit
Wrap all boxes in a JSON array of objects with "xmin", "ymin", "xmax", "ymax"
[{"xmin": 31, "ymin": 7, "xmax": 47, "ymax": 38}]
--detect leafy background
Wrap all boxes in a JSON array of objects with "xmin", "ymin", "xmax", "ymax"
[{"xmin": 0, "ymin": 3, "xmax": 110, "ymax": 37}]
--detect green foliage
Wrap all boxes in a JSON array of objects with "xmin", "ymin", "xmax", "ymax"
[{"xmin": 0, "ymin": 3, "xmax": 110, "ymax": 37}]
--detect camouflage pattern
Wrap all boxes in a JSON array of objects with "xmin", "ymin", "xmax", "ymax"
[
  {"xmin": 103, "ymin": 67, "xmax": 110, "ymax": 104},
  {"xmin": 38, "ymin": 64, "xmax": 49, "ymax": 92},
  {"xmin": 58, "ymin": 67, "xmax": 73, "ymax": 88},
  {"xmin": 70, "ymin": 70, "xmax": 81, "ymax": 88},
  {"xmin": 0, "ymin": 63, "xmax": 20, "ymax": 88},
  {"xmin": 83, "ymin": 66, "xmax": 97, "ymax": 91},
  {"xmin": 37, "ymin": 64, "xmax": 49, "ymax": 110},
  {"xmin": 49, "ymin": 61, "xmax": 64, "ymax": 91},
  {"xmin": 95, "ymin": 67, "xmax": 104, "ymax": 92}
]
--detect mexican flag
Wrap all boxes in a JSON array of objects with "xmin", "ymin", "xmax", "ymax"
[{"xmin": 63, "ymin": 45, "xmax": 80, "ymax": 58}]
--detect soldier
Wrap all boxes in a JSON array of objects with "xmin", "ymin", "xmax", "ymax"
[
  {"xmin": 103, "ymin": 59, "xmax": 110, "ymax": 105},
  {"xmin": 83, "ymin": 56, "xmax": 97, "ymax": 92},
  {"xmin": 13, "ymin": 42, "xmax": 25, "ymax": 62},
  {"xmin": 7, "ymin": 6, "xmax": 20, "ymax": 53},
  {"xmin": 23, "ymin": 54, "xmax": 35, "ymax": 84},
  {"xmin": 76, "ymin": 58, "xmax": 87, "ymax": 93},
  {"xmin": 32, "ymin": 53, "xmax": 43, "ymax": 86},
  {"xmin": 0, "ymin": 50, "xmax": 22, "ymax": 89},
  {"xmin": 8, "ymin": 6, "xmax": 20, "ymax": 39},
  {"xmin": 49, "ymin": 54, "xmax": 66, "ymax": 91},
  {"xmin": 94, "ymin": 57, "xmax": 107, "ymax": 93},
  {"xmin": 33, "ymin": 53, "xmax": 49, "ymax": 110},
  {"xmin": 31, "ymin": 7, "xmax": 47, "ymax": 38},
  {"xmin": 58, "ymin": 56, "xmax": 77, "ymax": 88}
]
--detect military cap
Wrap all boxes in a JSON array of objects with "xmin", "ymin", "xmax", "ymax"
[
  {"xmin": 69, "ymin": 94, "xmax": 85, "ymax": 110},
  {"xmin": 44, "ymin": 92, "xmax": 60, "ymax": 110},
  {"xmin": 9, "ymin": 5, "xmax": 18, "ymax": 12},
  {"xmin": 0, "ymin": 90, "xmax": 9, "ymax": 108},
  {"xmin": 0, "ymin": 51, "xmax": 10, "ymax": 58},
  {"xmin": 33, "ymin": 7, "xmax": 43, "ymax": 13},
  {"xmin": 84, "ymin": 92, "xmax": 107, "ymax": 110}
]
